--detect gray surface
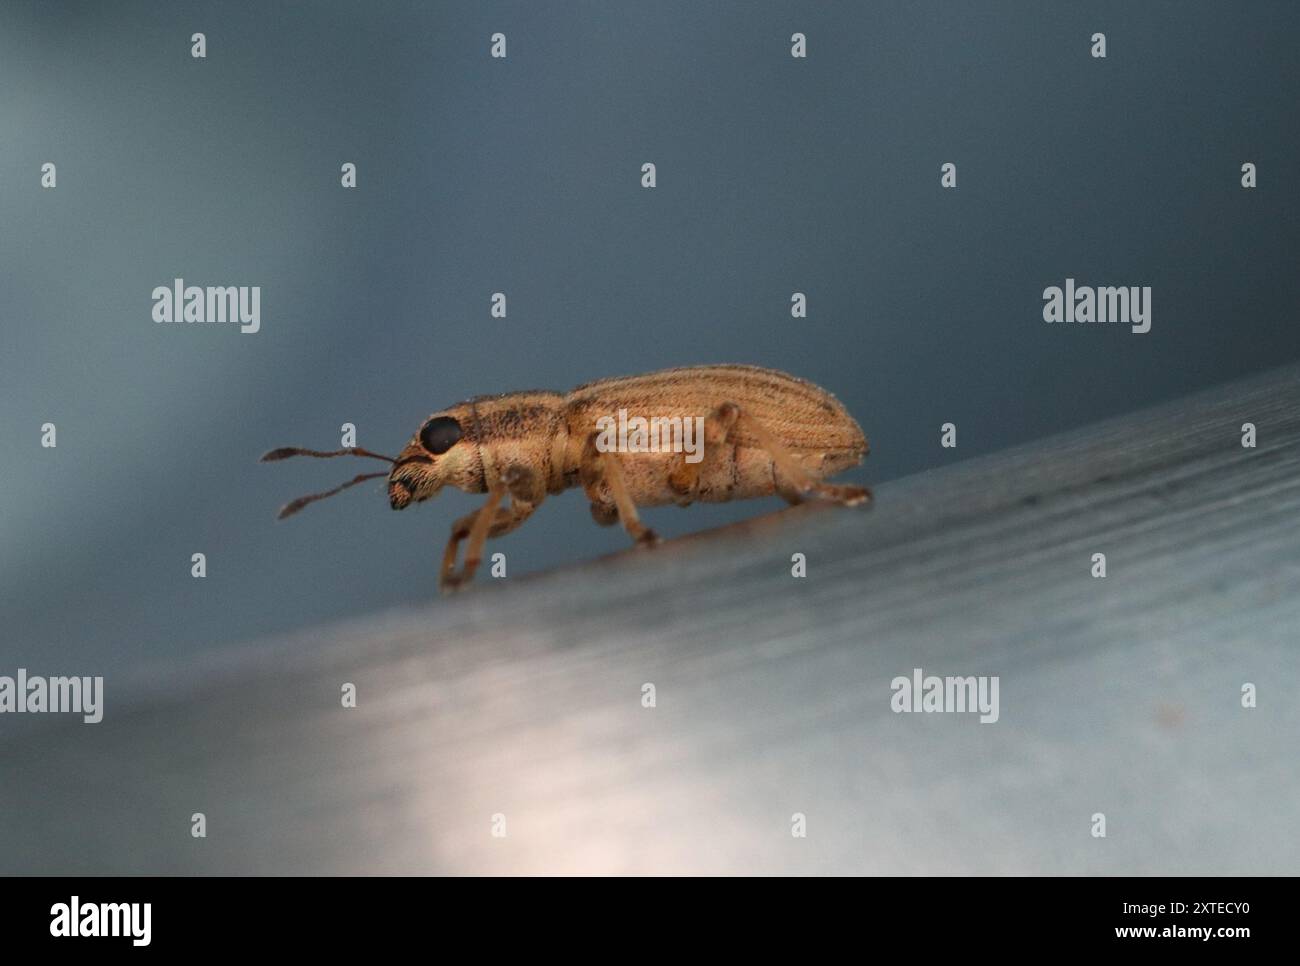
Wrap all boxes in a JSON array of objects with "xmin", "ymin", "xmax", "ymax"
[
  {"xmin": 2, "ymin": 363, "xmax": 1298, "ymax": 874},
  {"xmin": 6, "ymin": 0, "xmax": 1300, "ymax": 673}
]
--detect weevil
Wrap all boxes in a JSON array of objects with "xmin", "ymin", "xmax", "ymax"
[{"xmin": 263, "ymin": 364, "xmax": 870, "ymax": 591}]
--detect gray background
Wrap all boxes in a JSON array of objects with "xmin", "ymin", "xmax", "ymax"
[{"xmin": 2, "ymin": 0, "xmax": 1298, "ymax": 675}]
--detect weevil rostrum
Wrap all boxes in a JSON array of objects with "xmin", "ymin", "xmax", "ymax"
[{"xmin": 263, "ymin": 364, "xmax": 870, "ymax": 591}]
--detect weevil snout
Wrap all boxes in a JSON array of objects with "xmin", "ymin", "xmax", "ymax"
[
  {"xmin": 388, "ymin": 450, "xmax": 438, "ymax": 509},
  {"xmin": 388, "ymin": 473, "xmax": 417, "ymax": 510}
]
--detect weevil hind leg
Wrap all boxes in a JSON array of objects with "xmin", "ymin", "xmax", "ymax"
[{"xmin": 730, "ymin": 406, "xmax": 872, "ymax": 507}]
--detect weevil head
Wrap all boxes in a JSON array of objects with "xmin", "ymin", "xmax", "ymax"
[{"xmin": 388, "ymin": 406, "xmax": 480, "ymax": 509}]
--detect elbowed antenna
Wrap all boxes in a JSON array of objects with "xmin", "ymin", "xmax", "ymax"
[{"xmin": 260, "ymin": 445, "xmax": 398, "ymax": 519}]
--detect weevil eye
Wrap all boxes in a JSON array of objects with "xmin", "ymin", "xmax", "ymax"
[{"xmin": 419, "ymin": 416, "xmax": 462, "ymax": 454}]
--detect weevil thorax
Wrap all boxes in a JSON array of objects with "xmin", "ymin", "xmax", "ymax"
[
  {"xmin": 388, "ymin": 402, "xmax": 483, "ymax": 509},
  {"xmin": 388, "ymin": 392, "xmax": 567, "ymax": 509}
]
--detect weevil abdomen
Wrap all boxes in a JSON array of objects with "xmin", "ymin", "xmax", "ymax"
[{"xmin": 562, "ymin": 364, "xmax": 867, "ymax": 506}]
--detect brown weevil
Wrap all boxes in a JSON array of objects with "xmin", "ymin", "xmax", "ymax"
[{"xmin": 263, "ymin": 364, "xmax": 870, "ymax": 591}]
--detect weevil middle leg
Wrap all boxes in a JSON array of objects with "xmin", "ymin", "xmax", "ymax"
[
  {"xmin": 580, "ymin": 432, "xmax": 660, "ymax": 547},
  {"xmin": 666, "ymin": 401, "xmax": 741, "ymax": 504}
]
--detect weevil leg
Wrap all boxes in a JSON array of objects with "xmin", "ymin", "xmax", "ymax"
[
  {"xmin": 440, "ymin": 465, "xmax": 542, "ymax": 592},
  {"xmin": 439, "ymin": 485, "xmax": 506, "ymax": 591},
  {"xmin": 732, "ymin": 407, "xmax": 872, "ymax": 507},
  {"xmin": 589, "ymin": 500, "xmax": 619, "ymax": 526},
  {"xmin": 440, "ymin": 511, "xmax": 483, "ymax": 582},
  {"xmin": 666, "ymin": 402, "xmax": 741, "ymax": 504},
  {"xmin": 580, "ymin": 433, "xmax": 660, "ymax": 547}
]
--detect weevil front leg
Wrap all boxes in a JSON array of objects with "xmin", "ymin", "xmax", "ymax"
[
  {"xmin": 440, "ymin": 465, "xmax": 541, "ymax": 592},
  {"xmin": 580, "ymin": 433, "xmax": 660, "ymax": 547},
  {"xmin": 439, "ymin": 489, "xmax": 505, "ymax": 592}
]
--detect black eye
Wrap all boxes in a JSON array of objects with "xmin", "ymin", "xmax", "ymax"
[{"xmin": 419, "ymin": 416, "xmax": 462, "ymax": 454}]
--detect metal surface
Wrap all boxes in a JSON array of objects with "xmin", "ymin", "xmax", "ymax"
[{"xmin": 3, "ymin": 364, "xmax": 1298, "ymax": 874}]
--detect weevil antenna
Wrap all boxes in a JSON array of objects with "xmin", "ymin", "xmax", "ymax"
[
  {"xmin": 261, "ymin": 446, "xmax": 397, "ymax": 464},
  {"xmin": 275, "ymin": 471, "xmax": 389, "ymax": 520}
]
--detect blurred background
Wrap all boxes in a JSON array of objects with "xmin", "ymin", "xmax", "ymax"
[{"xmin": 2, "ymin": 0, "xmax": 1298, "ymax": 675}]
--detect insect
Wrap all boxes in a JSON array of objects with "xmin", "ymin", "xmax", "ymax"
[{"xmin": 263, "ymin": 364, "xmax": 870, "ymax": 591}]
